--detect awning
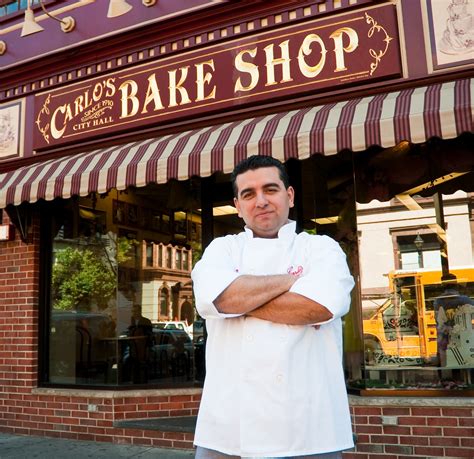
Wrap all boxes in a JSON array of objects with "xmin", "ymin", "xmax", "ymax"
[{"xmin": 0, "ymin": 78, "xmax": 471, "ymax": 208}]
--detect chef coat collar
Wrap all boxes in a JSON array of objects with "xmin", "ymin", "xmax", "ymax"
[{"xmin": 244, "ymin": 220, "xmax": 296, "ymax": 240}]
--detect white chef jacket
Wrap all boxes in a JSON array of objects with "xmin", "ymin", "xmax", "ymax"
[{"xmin": 191, "ymin": 221, "xmax": 355, "ymax": 458}]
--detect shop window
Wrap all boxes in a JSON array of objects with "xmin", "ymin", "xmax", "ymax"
[
  {"xmin": 166, "ymin": 246, "xmax": 172, "ymax": 269},
  {"xmin": 160, "ymin": 287, "xmax": 169, "ymax": 317},
  {"xmin": 145, "ymin": 242, "xmax": 153, "ymax": 267},
  {"xmin": 44, "ymin": 181, "xmax": 202, "ymax": 388},
  {"xmin": 175, "ymin": 249, "xmax": 182, "ymax": 270},
  {"xmin": 354, "ymin": 134, "xmax": 474, "ymax": 392}
]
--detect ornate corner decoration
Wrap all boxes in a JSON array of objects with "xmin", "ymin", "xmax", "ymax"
[
  {"xmin": 365, "ymin": 12, "xmax": 393, "ymax": 76},
  {"xmin": 35, "ymin": 94, "xmax": 51, "ymax": 145}
]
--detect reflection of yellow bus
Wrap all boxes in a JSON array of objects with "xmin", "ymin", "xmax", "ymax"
[{"xmin": 363, "ymin": 267, "xmax": 474, "ymax": 366}]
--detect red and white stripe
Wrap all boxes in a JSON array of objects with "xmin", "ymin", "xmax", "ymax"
[{"xmin": 0, "ymin": 78, "xmax": 472, "ymax": 208}]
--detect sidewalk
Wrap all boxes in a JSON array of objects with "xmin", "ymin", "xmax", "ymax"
[{"xmin": 0, "ymin": 432, "xmax": 195, "ymax": 458}]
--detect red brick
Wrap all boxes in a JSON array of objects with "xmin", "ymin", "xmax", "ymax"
[
  {"xmin": 354, "ymin": 416, "xmax": 368, "ymax": 424},
  {"xmin": 382, "ymin": 425, "xmax": 410, "ymax": 435},
  {"xmin": 367, "ymin": 416, "xmax": 381, "ymax": 424},
  {"xmin": 172, "ymin": 440, "xmax": 194, "ymax": 449},
  {"xmin": 442, "ymin": 408, "xmax": 473, "ymax": 417},
  {"xmin": 385, "ymin": 445, "xmax": 414, "ymax": 455},
  {"xmin": 459, "ymin": 417, "xmax": 474, "ymax": 427},
  {"xmin": 132, "ymin": 437, "xmax": 152, "ymax": 446},
  {"xmin": 411, "ymin": 426, "xmax": 442, "ymax": 436},
  {"xmin": 382, "ymin": 407, "xmax": 410, "ymax": 416},
  {"xmin": 461, "ymin": 438, "xmax": 474, "ymax": 447},
  {"xmin": 400, "ymin": 435, "xmax": 429, "ymax": 446},
  {"xmin": 414, "ymin": 446, "xmax": 445, "ymax": 456},
  {"xmin": 430, "ymin": 436, "xmax": 460, "ymax": 446},
  {"xmin": 370, "ymin": 434, "xmax": 398, "ymax": 444},
  {"xmin": 353, "ymin": 407, "xmax": 381, "ymax": 416},
  {"xmin": 411, "ymin": 407, "xmax": 441, "ymax": 416},
  {"xmin": 342, "ymin": 454, "xmax": 368, "ymax": 459},
  {"xmin": 399, "ymin": 416, "xmax": 426, "ymax": 426},
  {"xmin": 445, "ymin": 448, "xmax": 474, "ymax": 457},
  {"xmin": 427, "ymin": 416, "xmax": 458, "ymax": 426},
  {"xmin": 163, "ymin": 432, "xmax": 185, "ymax": 440},
  {"xmin": 444, "ymin": 427, "xmax": 474, "ymax": 437},
  {"xmin": 354, "ymin": 425, "xmax": 382, "ymax": 434}
]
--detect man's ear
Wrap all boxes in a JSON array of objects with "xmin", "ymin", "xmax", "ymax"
[
  {"xmin": 287, "ymin": 186, "xmax": 295, "ymax": 208},
  {"xmin": 234, "ymin": 197, "xmax": 242, "ymax": 217}
]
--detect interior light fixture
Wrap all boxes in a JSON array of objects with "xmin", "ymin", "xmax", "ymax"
[
  {"xmin": 21, "ymin": 0, "xmax": 75, "ymax": 37},
  {"xmin": 107, "ymin": 0, "xmax": 133, "ymax": 18},
  {"xmin": 0, "ymin": 41, "xmax": 6, "ymax": 56}
]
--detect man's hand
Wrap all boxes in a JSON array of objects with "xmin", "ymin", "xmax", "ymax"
[
  {"xmin": 247, "ymin": 291, "xmax": 333, "ymax": 325},
  {"xmin": 214, "ymin": 274, "xmax": 297, "ymax": 315}
]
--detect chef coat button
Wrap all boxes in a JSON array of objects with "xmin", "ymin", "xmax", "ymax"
[
  {"xmin": 247, "ymin": 334, "xmax": 253, "ymax": 341},
  {"xmin": 276, "ymin": 374, "xmax": 283, "ymax": 382}
]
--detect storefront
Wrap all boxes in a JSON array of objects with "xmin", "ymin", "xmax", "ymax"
[{"xmin": 0, "ymin": 0, "xmax": 472, "ymax": 456}]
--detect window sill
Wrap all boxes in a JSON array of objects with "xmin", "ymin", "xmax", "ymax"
[
  {"xmin": 349, "ymin": 393, "xmax": 474, "ymax": 406},
  {"xmin": 32, "ymin": 386, "xmax": 202, "ymax": 398}
]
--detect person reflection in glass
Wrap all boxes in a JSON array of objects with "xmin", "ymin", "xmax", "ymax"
[
  {"xmin": 434, "ymin": 274, "xmax": 474, "ymax": 367},
  {"xmin": 127, "ymin": 304, "xmax": 153, "ymax": 383}
]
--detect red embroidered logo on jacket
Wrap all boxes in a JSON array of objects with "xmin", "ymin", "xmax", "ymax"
[{"xmin": 287, "ymin": 265, "xmax": 303, "ymax": 276}]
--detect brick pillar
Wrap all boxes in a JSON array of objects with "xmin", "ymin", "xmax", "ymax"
[{"xmin": 0, "ymin": 210, "xmax": 41, "ymax": 401}]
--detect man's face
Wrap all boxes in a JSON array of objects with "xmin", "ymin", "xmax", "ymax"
[{"xmin": 233, "ymin": 166, "xmax": 294, "ymax": 238}]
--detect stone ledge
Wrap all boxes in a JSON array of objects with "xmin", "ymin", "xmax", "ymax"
[
  {"xmin": 114, "ymin": 416, "xmax": 197, "ymax": 433},
  {"xmin": 31, "ymin": 387, "xmax": 203, "ymax": 398},
  {"xmin": 349, "ymin": 394, "xmax": 474, "ymax": 407}
]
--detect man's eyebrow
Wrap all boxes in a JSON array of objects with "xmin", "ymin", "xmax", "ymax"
[{"xmin": 238, "ymin": 182, "xmax": 282, "ymax": 196}]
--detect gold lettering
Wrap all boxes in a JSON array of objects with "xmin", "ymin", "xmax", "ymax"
[
  {"xmin": 119, "ymin": 80, "xmax": 139, "ymax": 118},
  {"xmin": 142, "ymin": 74, "xmax": 164, "ymax": 114},
  {"xmin": 74, "ymin": 95, "xmax": 84, "ymax": 117},
  {"xmin": 93, "ymin": 82, "xmax": 103, "ymax": 102},
  {"xmin": 297, "ymin": 33, "xmax": 327, "ymax": 78},
  {"xmin": 168, "ymin": 66, "xmax": 191, "ymax": 107},
  {"xmin": 234, "ymin": 48, "xmax": 259, "ymax": 93},
  {"xmin": 264, "ymin": 40, "xmax": 292, "ymax": 86},
  {"xmin": 195, "ymin": 60, "xmax": 216, "ymax": 102},
  {"xmin": 105, "ymin": 78, "xmax": 116, "ymax": 97},
  {"xmin": 330, "ymin": 27, "xmax": 358, "ymax": 72},
  {"xmin": 51, "ymin": 104, "xmax": 73, "ymax": 139}
]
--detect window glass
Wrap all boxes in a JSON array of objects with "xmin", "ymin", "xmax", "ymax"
[
  {"xmin": 47, "ymin": 181, "xmax": 202, "ymax": 387},
  {"xmin": 354, "ymin": 134, "xmax": 474, "ymax": 391}
]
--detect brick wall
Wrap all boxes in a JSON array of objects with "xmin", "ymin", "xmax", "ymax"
[
  {"xmin": 0, "ymin": 212, "xmax": 473, "ymax": 454},
  {"xmin": 347, "ymin": 402, "xmax": 474, "ymax": 458}
]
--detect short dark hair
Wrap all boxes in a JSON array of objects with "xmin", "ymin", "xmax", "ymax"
[{"xmin": 231, "ymin": 155, "xmax": 290, "ymax": 197}]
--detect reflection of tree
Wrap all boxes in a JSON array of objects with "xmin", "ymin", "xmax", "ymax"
[
  {"xmin": 52, "ymin": 247, "xmax": 115, "ymax": 311},
  {"xmin": 190, "ymin": 241, "xmax": 202, "ymax": 268}
]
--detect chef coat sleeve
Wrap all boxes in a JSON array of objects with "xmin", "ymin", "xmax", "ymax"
[
  {"xmin": 289, "ymin": 235, "xmax": 354, "ymax": 323},
  {"xmin": 191, "ymin": 236, "xmax": 242, "ymax": 319}
]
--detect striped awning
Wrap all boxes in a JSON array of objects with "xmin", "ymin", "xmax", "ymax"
[{"xmin": 0, "ymin": 78, "xmax": 472, "ymax": 208}]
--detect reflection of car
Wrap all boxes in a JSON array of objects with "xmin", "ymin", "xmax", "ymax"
[
  {"xmin": 193, "ymin": 319, "xmax": 204, "ymax": 344},
  {"xmin": 154, "ymin": 321, "xmax": 193, "ymax": 337},
  {"xmin": 151, "ymin": 328, "xmax": 193, "ymax": 377}
]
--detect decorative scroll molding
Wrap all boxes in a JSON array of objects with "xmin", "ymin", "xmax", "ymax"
[{"xmin": 366, "ymin": 12, "xmax": 393, "ymax": 76}]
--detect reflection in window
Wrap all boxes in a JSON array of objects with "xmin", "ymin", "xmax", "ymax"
[
  {"xmin": 355, "ymin": 134, "xmax": 474, "ymax": 391},
  {"xmin": 47, "ymin": 183, "xmax": 201, "ymax": 388}
]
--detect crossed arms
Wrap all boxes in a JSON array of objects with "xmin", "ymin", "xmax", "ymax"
[{"xmin": 214, "ymin": 274, "xmax": 333, "ymax": 325}]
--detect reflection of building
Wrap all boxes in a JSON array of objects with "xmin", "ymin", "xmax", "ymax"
[
  {"xmin": 142, "ymin": 241, "xmax": 193, "ymax": 323},
  {"xmin": 357, "ymin": 191, "xmax": 473, "ymax": 311}
]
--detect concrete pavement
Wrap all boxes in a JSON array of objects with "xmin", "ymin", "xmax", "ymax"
[{"xmin": 0, "ymin": 432, "xmax": 195, "ymax": 458}]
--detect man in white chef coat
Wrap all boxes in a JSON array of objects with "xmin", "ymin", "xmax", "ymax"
[{"xmin": 192, "ymin": 155, "xmax": 355, "ymax": 459}]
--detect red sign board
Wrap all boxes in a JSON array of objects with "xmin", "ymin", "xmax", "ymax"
[{"xmin": 33, "ymin": 4, "xmax": 402, "ymax": 149}]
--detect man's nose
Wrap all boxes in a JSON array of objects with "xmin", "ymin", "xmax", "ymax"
[{"xmin": 255, "ymin": 192, "xmax": 268, "ymax": 207}]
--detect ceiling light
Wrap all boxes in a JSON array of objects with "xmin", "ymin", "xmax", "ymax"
[{"xmin": 107, "ymin": 0, "xmax": 133, "ymax": 18}]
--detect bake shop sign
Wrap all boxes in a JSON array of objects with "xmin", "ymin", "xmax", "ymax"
[{"xmin": 33, "ymin": 4, "xmax": 401, "ymax": 149}]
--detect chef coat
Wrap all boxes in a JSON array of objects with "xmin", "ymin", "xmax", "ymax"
[{"xmin": 191, "ymin": 221, "xmax": 355, "ymax": 457}]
